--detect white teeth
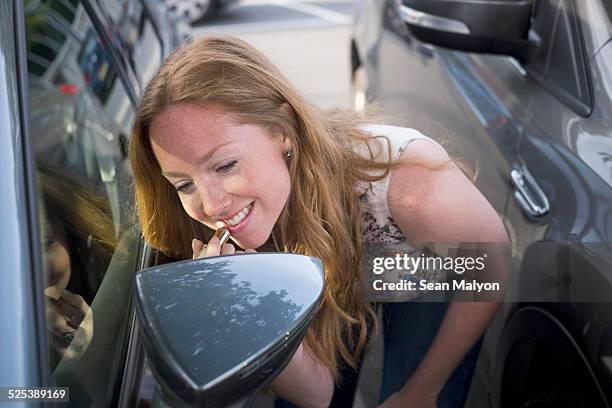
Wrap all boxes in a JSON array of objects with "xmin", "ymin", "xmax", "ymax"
[{"xmin": 224, "ymin": 203, "xmax": 252, "ymax": 226}]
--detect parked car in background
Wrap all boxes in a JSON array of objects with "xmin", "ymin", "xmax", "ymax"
[
  {"xmin": 351, "ymin": 0, "xmax": 612, "ymax": 407},
  {"xmin": 163, "ymin": 0, "xmax": 239, "ymax": 24}
]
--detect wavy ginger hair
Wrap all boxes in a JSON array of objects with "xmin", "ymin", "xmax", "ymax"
[{"xmin": 129, "ymin": 35, "xmax": 435, "ymax": 379}]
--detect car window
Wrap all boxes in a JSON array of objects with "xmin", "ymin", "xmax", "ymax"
[
  {"xmin": 25, "ymin": 0, "xmax": 141, "ymax": 405},
  {"xmin": 100, "ymin": 0, "xmax": 164, "ymax": 86},
  {"xmin": 527, "ymin": 0, "xmax": 592, "ymax": 115}
]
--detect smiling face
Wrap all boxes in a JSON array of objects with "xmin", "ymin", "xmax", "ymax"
[{"xmin": 149, "ymin": 104, "xmax": 292, "ymax": 250}]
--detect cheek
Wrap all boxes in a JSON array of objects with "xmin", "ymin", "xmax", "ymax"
[
  {"xmin": 249, "ymin": 160, "xmax": 291, "ymax": 204},
  {"xmin": 222, "ymin": 174, "xmax": 252, "ymax": 195},
  {"xmin": 179, "ymin": 195, "xmax": 205, "ymax": 221},
  {"xmin": 49, "ymin": 244, "xmax": 70, "ymax": 274}
]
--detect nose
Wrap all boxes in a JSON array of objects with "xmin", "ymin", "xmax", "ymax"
[{"xmin": 197, "ymin": 182, "xmax": 230, "ymax": 220}]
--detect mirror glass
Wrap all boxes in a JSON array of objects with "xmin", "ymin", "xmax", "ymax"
[{"xmin": 135, "ymin": 253, "xmax": 324, "ymax": 390}]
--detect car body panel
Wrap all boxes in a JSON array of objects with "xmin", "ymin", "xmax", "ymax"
[
  {"xmin": 0, "ymin": 0, "xmax": 50, "ymax": 393},
  {"xmin": 576, "ymin": 0, "xmax": 612, "ymax": 58},
  {"xmin": 491, "ymin": 29, "xmax": 612, "ymax": 406}
]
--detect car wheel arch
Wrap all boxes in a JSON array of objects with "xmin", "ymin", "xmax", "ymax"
[{"xmin": 495, "ymin": 306, "xmax": 609, "ymax": 408}]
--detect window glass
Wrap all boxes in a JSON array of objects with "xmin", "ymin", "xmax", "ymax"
[
  {"xmin": 25, "ymin": 0, "xmax": 140, "ymax": 405},
  {"xmin": 101, "ymin": 0, "xmax": 163, "ymax": 86}
]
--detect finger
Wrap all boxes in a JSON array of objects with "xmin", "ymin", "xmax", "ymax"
[
  {"xmin": 220, "ymin": 243, "xmax": 236, "ymax": 256},
  {"xmin": 205, "ymin": 236, "xmax": 221, "ymax": 257},
  {"xmin": 60, "ymin": 291, "xmax": 90, "ymax": 318},
  {"xmin": 192, "ymin": 239, "xmax": 204, "ymax": 259},
  {"xmin": 61, "ymin": 290, "xmax": 85, "ymax": 308},
  {"xmin": 245, "ymin": 249, "xmax": 257, "ymax": 254},
  {"xmin": 46, "ymin": 306, "xmax": 73, "ymax": 338}
]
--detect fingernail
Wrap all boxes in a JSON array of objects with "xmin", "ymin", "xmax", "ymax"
[{"xmin": 210, "ymin": 236, "xmax": 219, "ymax": 244}]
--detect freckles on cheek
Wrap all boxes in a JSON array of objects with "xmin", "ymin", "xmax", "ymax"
[
  {"xmin": 223, "ymin": 176, "xmax": 251, "ymax": 194},
  {"xmin": 179, "ymin": 196, "xmax": 203, "ymax": 221}
]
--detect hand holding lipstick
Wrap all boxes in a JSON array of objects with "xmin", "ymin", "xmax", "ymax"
[{"xmin": 192, "ymin": 228, "xmax": 257, "ymax": 259}]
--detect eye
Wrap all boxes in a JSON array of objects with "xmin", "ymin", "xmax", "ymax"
[
  {"xmin": 174, "ymin": 181, "xmax": 194, "ymax": 194},
  {"xmin": 216, "ymin": 160, "xmax": 238, "ymax": 173},
  {"xmin": 43, "ymin": 237, "xmax": 55, "ymax": 252}
]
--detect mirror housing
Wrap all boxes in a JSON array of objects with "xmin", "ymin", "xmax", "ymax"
[
  {"xmin": 134, "ymin": 253, "xmax": 325, "ymax": 407},
  {"xmin": 399, "ymin": 0, "xmax": 539, "ymax": 63}
]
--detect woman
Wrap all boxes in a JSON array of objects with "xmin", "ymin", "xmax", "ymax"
[
  {"xmin": 129, "ymin": 35, "xmax": 508, "ymax": 407},
  {"xmin": 39, "ymin": 165, "xmax": 117, "ymax": 364}
]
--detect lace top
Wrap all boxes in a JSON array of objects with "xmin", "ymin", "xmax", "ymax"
[{"xmin": 357, "ymin": 124, "xmax": 447, "ymax": 301}]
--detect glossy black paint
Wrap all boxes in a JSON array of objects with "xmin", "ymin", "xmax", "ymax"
[{"xmin": 135, "ymin": 253, "xmax": 324, "ymax": 407}]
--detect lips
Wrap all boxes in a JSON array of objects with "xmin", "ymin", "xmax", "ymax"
[
  {"xmin": 221, "ymin": 202, "xmax": 254, "ymax": 234},
  {"xmin": 222, "ymin": 203, "xmax": 253, "ymax": 227}
]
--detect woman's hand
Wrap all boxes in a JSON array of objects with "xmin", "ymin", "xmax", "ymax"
[
  {"xmin": 192, "ymin": 236, "xmax": 257, "ymax": 259},
  {"xmin": 46, "ymin": 289, "xmax": 94, "ymax": 359},
  {"xmin": 377, "ymin": 383, "xmax": 438, "ymax": 408}
]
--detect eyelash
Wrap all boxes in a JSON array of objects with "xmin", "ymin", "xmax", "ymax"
[
  {"xmin": 217, "ymin": 160, "xmax": 238, "ymax": 173},
  {"xmin": 175, "ymin": 183, "xmax": 193, "ymax": 193},
  {"xmin": 174, "ymin": 160, "xmax": 238, "ymax": 193}
]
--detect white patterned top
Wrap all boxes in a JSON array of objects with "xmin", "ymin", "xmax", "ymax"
[{"xmin": 356, "ymin": 124, "xmax": 447, "ymax": 301}]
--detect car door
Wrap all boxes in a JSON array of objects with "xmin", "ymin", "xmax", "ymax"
[
  {"xmin": 21, "ymin": 0, "xmax": 149, "ymax": 405},
  {"xmin": 489, "ymin": 0, "xmax": 612, "ymax": 406},
  {"xmin": 368, "ymin": 0, "xmax": 534, "ymax": 221},
  {"xmin": 1, "ymin": 0, "xmax": 51, "ymax": 394}
]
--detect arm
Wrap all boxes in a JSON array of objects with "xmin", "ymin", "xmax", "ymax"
[
  {"xmin": 384, "ymin": 139, "xmax": 509, "ymax": 405},
  {"xmin": 269, "ymin": 342, "xmax": 334, "ymax": 408}
]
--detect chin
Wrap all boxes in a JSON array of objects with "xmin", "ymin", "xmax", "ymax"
[{"xmin": 242, "ymin": 229, "xmax": 273, "ymax": 251}]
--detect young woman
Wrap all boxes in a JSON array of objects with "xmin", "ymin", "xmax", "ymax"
[{"xmin": 129, "ymin": 35, "xmax": 508, "ymax": 408}]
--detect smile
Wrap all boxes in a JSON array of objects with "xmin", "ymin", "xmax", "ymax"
[{"xmin": 222, "ymin": 203, "xmax": 253, "ymax": 227}]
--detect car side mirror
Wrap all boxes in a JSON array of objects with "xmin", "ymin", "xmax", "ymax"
[
  {"xmin": 399, "ymin": 0, "xmax": 539, "ymax": 63},
  {"xmin": 134, "ymin": 253, "xmax": 325, "ymax": 407}
]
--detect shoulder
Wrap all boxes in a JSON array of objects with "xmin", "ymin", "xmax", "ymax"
[
  {"xmin": 359, "ymin": 124, "xmax": 437, "ymax": 147},
  {"xmin": 361, "ymin": 124, "xmax": 447, "ymax": 157},
  {"xmin": 387, "ymin": 139, "xmax": 508, "ymax": 243},
  {"xmin": 386, "ymin": 138, "xmax": 452, "ymax": 233}
]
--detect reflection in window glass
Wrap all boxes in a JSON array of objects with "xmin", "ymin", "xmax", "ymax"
[
  {"xmin": 105, "ymin": 0, "xmax": 163, "ymax": 85},
  {"xmin": 26, "ymin": 0, "xmax": 141, "ymax": 405}
]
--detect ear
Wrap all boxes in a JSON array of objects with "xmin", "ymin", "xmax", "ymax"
[{"xmin": 278, "ymin": 103, "xmax": 296, "ymax": 149}]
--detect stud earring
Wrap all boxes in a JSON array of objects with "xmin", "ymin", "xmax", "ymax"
[{"xmin": 284, "ymin": 148, "xmax": 293, "ymax": 158}]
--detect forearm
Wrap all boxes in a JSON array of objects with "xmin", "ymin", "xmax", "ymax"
[
  {"xmin": 270, "ymin": 342, "xmax": 334, "ymax": 408},
  {"xmin": 405, "ymin": 301, "xmax": 499, "ymax": 395}
]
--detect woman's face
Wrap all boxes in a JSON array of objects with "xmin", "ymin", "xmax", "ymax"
[
  {"xmin": 43, "ymin": 216, "xmax": 71, "ymax": 300},
  {"xmin": 149, "ymin": 104, "xmax": 292, "ymax": 250}
]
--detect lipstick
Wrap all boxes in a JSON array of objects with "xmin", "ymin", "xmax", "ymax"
[
  {"xmin": 214, "ymin": 227, "xmax": 231, "ymax": 246},
  {"xmin": 197, "ymin": 227, "xmax": 232, "ymax": 259}
]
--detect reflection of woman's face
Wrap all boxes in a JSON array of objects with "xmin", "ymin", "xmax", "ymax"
[
  {"xmin": 43, "ymin": 219, "xmax": 71, "ymax": 300},
  {"xmin": 149, "ymin": 104, "xmax": 292, "ymax": 250}
]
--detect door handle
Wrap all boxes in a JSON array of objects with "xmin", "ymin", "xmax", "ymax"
[{"xmin": 510, "ymin": 166, "xmax": 550, "ymax": 218}]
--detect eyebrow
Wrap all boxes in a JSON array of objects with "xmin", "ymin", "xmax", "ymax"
[{"xmin": 161, "ymin": 142, "xmax": 234, "ymax": 178}]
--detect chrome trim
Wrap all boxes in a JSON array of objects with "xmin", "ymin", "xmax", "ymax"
[
  {"xmin": 398, "ymin": 5, "xmax": 470, "ymax": 35},
  {"xmin": 510, "ymin": 167, "xmax": 550, "ymax": 218},
  {"xmin": 508, "ymin": 57, "xmax": 527, "ymax": 77}
]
